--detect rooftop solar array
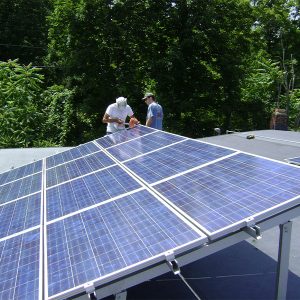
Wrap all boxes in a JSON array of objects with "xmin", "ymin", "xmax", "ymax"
[{"xmin": 1, "ymin": 125, "xmax": 300, "ymax": 300}]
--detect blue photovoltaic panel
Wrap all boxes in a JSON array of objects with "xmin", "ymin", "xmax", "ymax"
[
  {"xmin": 0, "ymin": 160, "xmax": 42, "ymax": 187},
  {"xmin": 0, "ymin": 193, "xmax": 41, "ymax": 239},
  {"xmin": 0, "ymin": 173, "xmax": 42, "ymax": 205},
  {"xmin": 96, "ymin": 125, "xmax": 156, "ymax": 149},
  {"xmin": 47, "ymin": 189, "xmax": 205, "ymax": 298},
  {"xmin": 46, "ymin": 165, "xmax": 142, "ymax": 221},
  {"xmin": 125, "ymin": 139, "xmax": 235, "ymax": 184},
  {"xmin": 153, "ymin": 153, "xmax": 300, "ymax": 234},
  {"xmin": 0, "ymin": 229, "xmax": 40, "ymax": 300},
  {"xmin": 287, "ymin": 156, "xmax": 300, "ymax": 165},
  {"xmin": 107, "ymin": 131, "xmax": 186, "ymax": 161},
  {"xmin": 46, "ymin": 151, "xmax": 115, "ymax": 188},
  {"xmin": 46, "ymin": 142, "xmax": 100, "ymax": 169}
]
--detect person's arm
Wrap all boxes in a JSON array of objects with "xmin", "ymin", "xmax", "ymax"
[
  {"xmin": 102, "ymin": 113, "xmax": 123, "ymax": 124},
  {"xmin": 146, "ymin": 116, "xmax": 153, "ymax": 127}
]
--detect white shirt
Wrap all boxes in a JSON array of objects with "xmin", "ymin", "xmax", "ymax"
[{"xmin": 105, "ymin": 103, "xmax": 134, "ymax": 133}]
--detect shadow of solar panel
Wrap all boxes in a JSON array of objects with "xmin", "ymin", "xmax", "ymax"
[
  {"xmin": 0, "ymin": 173, "xmax": 42, "ymax": 205},
  {"xmin": 0, "ymin": 160, "xmax": 42, "ymax": 187},
  {"xmin": 46, "ymin": 142, "xmax": 100, "ymax": 168},
  {"xmin": 124, "ymin": 139, "xmax": 236, "ymax": 184},
  {"xmin": 46, "ymin": 151, "xmax": 115, "ymax": 188},
  {"xmin": 46, "ymin": 189, "xmax": 205, "ymax": 298},
  {"xmin": 0, "ymin": 193, "xmax": 41, "ymax": 239},
  {"xmin": 107, "ymin": 131, "xmax": 186, "ymax": 161},
  {"xmin": 46, "ymin": 165, "xmax": 142, "ymax": 221},
  {"xmin": 153, "ymin": 153, "xmax": 300, "ymax": 237},
  {"xmin": 0, "ymin": 229, "xmax": 40, "ymax": 300},
  {"xmin": 95, "ymin": 125, "xmax": 156, "ymax": 149}
]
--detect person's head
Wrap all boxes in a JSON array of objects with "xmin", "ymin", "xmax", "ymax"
[
  {"xmin": 116, "ymin": 96, "xmax": 127, "ymax": 110},
  {"xmin": 142, "ymin": 92, "xmax": 155, "ymax": 105}
]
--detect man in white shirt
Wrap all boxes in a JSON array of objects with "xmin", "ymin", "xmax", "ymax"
[{"xmin": 102, "ymin": 97, "xmax": 136, "ymax": 134}]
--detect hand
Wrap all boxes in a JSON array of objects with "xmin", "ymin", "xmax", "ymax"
[{"xmin": 117, "ymin": 118, "xmax": 124, "ymax": 124}]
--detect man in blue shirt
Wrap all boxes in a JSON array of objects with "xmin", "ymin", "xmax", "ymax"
[{"xmin": 142, "ymin": 92, "xmax": 163, "ymax": 130}]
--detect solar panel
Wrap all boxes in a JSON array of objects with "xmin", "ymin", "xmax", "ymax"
[
  {"xmin": 0, "ymin": 173, "xmax": 42, "ymax": 205},
  {"xmin": 0, "ymin": 229, "xmax": 40, "ymax": 300},
  {"xmin": 152, "ymin": 152, "xmax": 300, "ymax": 237},
  {"xmin": 124, "ymin": 139, "xmax": 236, "ymax": 184},
  {"xmin": 46, "ymin": 151, "xmax": 115, "ymax": 188},
  {"xmin": 286, "ymin": 156, "xmax": 300, "ymax": 166},
  {"xmin": 46, "ymin": 165, "xmax": 142, "ymax": 221},
  {"xmin": 0, "ymin": 193, "xmax": 41, "ymax": 239},
  {"xmin": 1, "ymin": 125, "xmax": 300, "ymax": 300},
  {"xmin": 46, "ymin": 189, "xmax": 206, "ymax": 299},
  {"xmin": 95, "ymin": 125, "xmax": 156, "ymax": 148},
  {"xmin": 0, "ymin": 160, "xmax": 42, "ymax": 186},
  {"xmin": 106, "ymin": 131, "xmax": 186, "ymax": 161},
  {"xmin": 46, "ymin": 141, "xmax": 100, "ymax": 168}
]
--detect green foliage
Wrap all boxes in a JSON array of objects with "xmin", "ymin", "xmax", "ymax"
[
  {"xmin": 1, "ymin": 0, "xmax": 300, "ymax": 147},
  {"xmin": 39, "ymin": 85, "xmax": 75, "ymax": 146},
  {"xmin": 0, "ymin": 60, "xmax": 44, "ymax": 147}
]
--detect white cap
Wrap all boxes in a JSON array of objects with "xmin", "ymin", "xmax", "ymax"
[{"xmin": 116, "ymin": 97, "xmax": 127, "ymax": 108}]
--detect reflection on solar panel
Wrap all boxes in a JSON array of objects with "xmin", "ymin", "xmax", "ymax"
[
  {"xmin": 96, "ymin": 125, "xmax": 155, "ymax": 148},
  {"xmin": 1, "ymin": 125, "xmax": 300, "ymax": 300},
  {"xmin": 286, "ymin": 156, "xmax": 300, "ymax": 166}
]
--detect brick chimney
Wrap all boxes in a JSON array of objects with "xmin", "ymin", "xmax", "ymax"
[{"xmin": 270, "ymin": 108, "xmax": 288, "ymax": 130}]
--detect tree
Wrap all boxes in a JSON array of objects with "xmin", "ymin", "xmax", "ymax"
[{"xmin": 0, "ymin": 0, "xmax": 51, "ymax": 65}]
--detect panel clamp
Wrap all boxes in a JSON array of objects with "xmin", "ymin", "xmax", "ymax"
[
  {"xmin": 244, "ymin": 225, "xmax": 262, "ymax": 240},
  {"xmin": 165, "ymin": 251, "xmax": 180, "ymax": 275},
  {"xmin": 84, "ymin": 282, "xmax": 97, "ymax": 300}
]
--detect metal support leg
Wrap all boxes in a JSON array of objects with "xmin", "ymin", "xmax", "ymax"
[
  {"xmin": 115, "ymin": 290, "xmax": 127, "ymax": 300},
  {"xmin": 275, "ymin": 221, "xmax": 292, "ymax": 300}
]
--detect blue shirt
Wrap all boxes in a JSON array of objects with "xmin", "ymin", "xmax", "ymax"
[{"xmin": 147, "ymin": 102, "xmax": 163, "ymax": 130}]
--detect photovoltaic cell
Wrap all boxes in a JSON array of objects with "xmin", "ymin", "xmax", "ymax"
[
  {"xmin": 0, "ymin": 193, "xmax": 41, "ymax": 239},
  {"xmin": 46, "ymin": 165, "xmax": 142, "ymax": 221},
  {"xmin": 46, "ymin": 151, "xmax": 115, "ymax": 188},
  {"xmin": 107, "ymin": 131, "xmax": 186, "ymax": 161},
  {"xmin": 0, "ymin": 229, "xmax": 40, "ymax": 300},
  {"xmin": 0, "ymin": 160, "xmax": 42, "ymax": 187},
  {"xmin": 153, "ymin": 153, "xmax": 300, "ymax": 234},
  {"xmin": 96, "ymin": 126, "xmax": 156, "ymax": 149},
  {"xmin": 0, "ymin": 173, "xmax": 42, "ymax": 205},
  {"xmin": 125, "ymin": 140, "xmax": 235, "ymax": 184},
  {"xmin": 46, "ymin": 142, "xmax": 100, "ymax": 169},
  {"xmin": 47, "ymin": 190, "xmax": 204, "ymax": 298}
]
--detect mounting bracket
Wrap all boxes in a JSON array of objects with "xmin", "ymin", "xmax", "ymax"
[
  {"xmin": 244, "ymin": 225, "xmax": 262, "ymax": 240},
  {"xmin": 165, "ymin": 251, "xmax": 180, "ymax": 275},
  {"xmin": 84, "ymin": 282, "xmax": 97, "ymax": 300}
]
